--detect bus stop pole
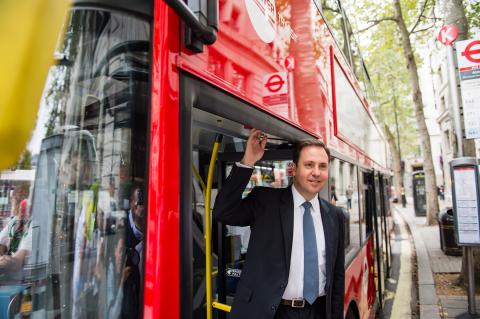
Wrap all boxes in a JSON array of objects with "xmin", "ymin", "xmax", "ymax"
[
  {"xmin": 446, "ymin": 45, "xmax": 463, "ymax": 157},
  {"xmin": 467, "ymin": 247, "xmax": 476, "ymax": 314}
]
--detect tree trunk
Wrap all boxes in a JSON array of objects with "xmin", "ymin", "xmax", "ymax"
[
  {"xmin": 443, "ymin": 0, "xmax": 480, "ymax": 287},
  {"xmin": 383, "ymin": 124, "xmax": 403, "ymax": 200},
  {"xmin": 393, "ymin": 0, "xmax": 439, "ymax": 225}
]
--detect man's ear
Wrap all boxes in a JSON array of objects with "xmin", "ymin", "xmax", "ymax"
[{"xmin": 291, "ymin": 162, "xmax": 297, "ymax": 177}]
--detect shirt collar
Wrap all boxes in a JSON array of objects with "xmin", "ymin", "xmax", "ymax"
[{"xmin": 291, "ymin": 184, "xmax": 320, "ymax": 214}]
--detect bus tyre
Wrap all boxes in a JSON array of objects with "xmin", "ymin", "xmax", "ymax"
[{"xmin": 346, "ymin": 306, "xmax": 356, "ymax": 319}]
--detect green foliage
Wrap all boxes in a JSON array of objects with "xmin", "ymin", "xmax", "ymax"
[
  {"xmin": 465, "ymin": 0, "xmax": 480, "ymax": 35},
  {"xmin": 43, "ymin": 65, "xmax": 69, "ymax": 137},
  {"xmin": 15, "ymin": 149, "xmax": 32, "ymax": 170},
  {"xmin": 341, "ymin": 0, "xmax": 424, "ymax": 157}
]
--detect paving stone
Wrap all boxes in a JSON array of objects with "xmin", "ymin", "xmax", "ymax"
[
  {"xmin": 438, "ymin": 293, "xmax": 480, "ymax": 318},
  {"xmin": 443, "ymin": 307, "xmax": 470, "ymax": 318},
  {"xmin": 394, "ymin": 201, "xmax": 473, "ymax": 319},
  {"xmin": 440, "ymin": 298, "xmax": 471, "ymax": 309},
  {"xmin": 420, "ymin": 304, "xmax": 442, "ymax": 319},
  {"xmin": 419, "ymin": 284, "xmax": 439, "ymax": 305}
]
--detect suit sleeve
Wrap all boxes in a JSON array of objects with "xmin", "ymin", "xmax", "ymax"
[
  {"xmin": 212, "ymin": 165, "xmax": 258, "ymax": 226},
  {"xmin": 331, "ymin": 207, "xmax": 345, "ymax": 319}
]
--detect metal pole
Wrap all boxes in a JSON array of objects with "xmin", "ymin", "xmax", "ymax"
[
  {"xmin": 446, "ymin": 45, "xmax": 464, "ymax": 157},
  {"xmin": 288, "ymin": 71, "xmax": 296, "ymax": 121},
  {"xmin": 467, "ymin": 247, "xmax": 477, "ymax": 314},
  {"xmin": 393, "ymin": 88, "xmax": 406, "ymax": 207},
  {"xmin": 447, "ymin": 43, "xmax": 477, "ymax": 315}
]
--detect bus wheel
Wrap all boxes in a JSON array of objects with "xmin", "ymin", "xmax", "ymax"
[{"xmin": 346, "ymin": 306, "xmax": 357, "ymax": 319}]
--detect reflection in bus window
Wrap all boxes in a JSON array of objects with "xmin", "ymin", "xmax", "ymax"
[
  {"xmin": 0, "ymin": 171, "xmax": 34, "ymax": 230},
  {"xmin": 346, "ymin": 164, "xmax": 361, "ymax": 255},
  {"xmin": 330, "ymin": 159, "xmax": 362, "ymax": 256},
  {"xmin": 317, "ymin": 0, "xmax": 351, "ymax": 64},
  {"xmin": 0, "ymin": 8, "xmax": 150, "ymax": 319}
]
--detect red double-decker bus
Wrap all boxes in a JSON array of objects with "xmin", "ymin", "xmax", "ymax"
[{"xmin": 0, "ymin": 0, "xmax": 393, "ymax": 318}]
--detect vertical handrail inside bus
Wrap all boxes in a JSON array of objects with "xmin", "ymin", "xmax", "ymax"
[
  {"xmin": 204, "ymin": 134, "xmax": 232, "ymax": 318},
  {"xmin": 192, "ymin": 164, "xmax": 206, "ymax": 192}
]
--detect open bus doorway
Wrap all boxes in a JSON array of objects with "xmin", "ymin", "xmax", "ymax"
[
  {"xmin": 189, "ymin": 108, "xmax": 296, "ymax": 319},
  {"xmin": 180, "ymin": 73, "xmax": 314, "ymax": 319}
]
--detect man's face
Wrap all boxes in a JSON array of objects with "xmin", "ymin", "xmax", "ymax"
[
  {"xmin": 292, "ymin": 146, "xmax": 329, "ymax": 201},
  {"xmin": 131, "ymin": 189, "xmax": 144, "ymax": 232}
]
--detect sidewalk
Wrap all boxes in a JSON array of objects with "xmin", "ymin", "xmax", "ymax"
[{"xmin": 394, "ymin": 200, "xmax": 480, "ymax": 319}]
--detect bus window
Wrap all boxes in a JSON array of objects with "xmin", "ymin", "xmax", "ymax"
[
  {"xmin": 317, "ymin": 0, "xmax": 351, "ymax": 63},
  {"xmin": 1, "ymin": 8, "xmax": 150, "ymax": 319},
  {"xmin": 344, "ymin": 163, "xmax": 361, "ymax": 259},
  {"xmin": 0, "ymin": 171, "xmax": 35, "ymax": 231},
  {"xmin": 330, "ymin": 160, "xmax": 361, "ymax": 259}
]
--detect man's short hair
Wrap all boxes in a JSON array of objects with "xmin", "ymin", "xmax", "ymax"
[{"xmin": 292, "ymin": 140, "xmax": 330, "ymax": 164}]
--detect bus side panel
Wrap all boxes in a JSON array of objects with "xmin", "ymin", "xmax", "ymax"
[
  {"xmin": 344, "ymin": 238, "xmax": 376, "ymax": 319},
  {"xmin": 144, "ymin": 2, "xmax": 180, "ymax": 318},
  {"xmin": 344, "ymin": 251, "xmax": 362, "ymax": 317},
  {"xmin": 177, "ymin": 0, "xmax": 343, "ymax": 142}
]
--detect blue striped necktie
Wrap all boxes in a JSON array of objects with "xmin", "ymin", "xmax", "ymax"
[{"xmin": 302, "ymin": 201, "xmax": 319, "ymax": 304}]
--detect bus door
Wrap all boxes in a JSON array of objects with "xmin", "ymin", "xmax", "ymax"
[
  {"xmin": 378, "ymin": 175, "xmax": 392, "ymax": 277},
  {"xmin": 373, "ymin": 173, "xmax": 386, "ymax": 306},
  {"xmin": 362, "ymin": 170, "xmax": 384, "ymax": 308},
  {"xmin": 181, "ymin": 73, "xmax": 312, "ymax": 319}
]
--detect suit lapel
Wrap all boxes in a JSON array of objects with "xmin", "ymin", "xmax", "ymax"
[
  {"xmin": 279, "ymin": 186, "xmax": 294, "ymax": 272},
  {"xmin": 319, "ymin": 197, "xmax": 334, "ymax": 288}
]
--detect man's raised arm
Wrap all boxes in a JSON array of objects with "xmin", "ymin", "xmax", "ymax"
[{"xmin": 212, "ymin": 129, "xmax": 267, "ymax": 226}]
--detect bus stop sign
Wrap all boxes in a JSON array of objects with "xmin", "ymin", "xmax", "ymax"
[
  {"xmin": 461, "ymin": 40, "xmax": 480, "ymax": 63},
  {"xmin": 450, "ymin": 158, "xmax": 480, "ymax": 246},
  {"xmin": 437, "ymin": 24, "xmax": 458, "ymax": 46}
]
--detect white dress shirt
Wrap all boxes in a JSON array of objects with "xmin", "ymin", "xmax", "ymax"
[
  {"xmin": 282, "ymin": 184, "xmax": 326, "ymax": 299},
  {"xmin": 129, "ymin": 210, "xmax": 144, "ymax": 275}
]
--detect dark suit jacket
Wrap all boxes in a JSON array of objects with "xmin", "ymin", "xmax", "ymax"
[
  {"xmin": 213, "ymin": 165, "xmax": 345, "ymax": 319},
  {"xmin": 122, "ymin": 212, "xmax": 142, "ymax": 319}
]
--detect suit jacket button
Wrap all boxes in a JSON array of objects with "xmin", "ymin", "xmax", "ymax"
[
  {"xmin": 280, "ymin": 283, "xmax": 285, "ymax": 289},
  {"xmin": 271, "ymin": 305, "xmax": 276, "ymax": 312}
]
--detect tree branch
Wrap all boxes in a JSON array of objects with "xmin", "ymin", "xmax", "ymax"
[
  {"xmin": 408, "ymin": 0, "xmax": 430, "ymax": 35},
  {"xmin": 321, "ymin": 4, "xmax": 340, "ymax": 14},
  {"xmin": 411, "ymin": 22, "xmax": 436, "ymax": 34},
  {"xmin": 356, "ymin": 17, "xmax": 398, "ymax": 33}
]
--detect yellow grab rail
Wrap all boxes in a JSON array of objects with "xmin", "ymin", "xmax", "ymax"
[
  {"xmin": 204, "ymin": 134, "xmax": 231, "ymax": 316},
  {"xmin": 204, "ymin": 134, "xmax": 221, "ymax": 319},
  {"xmin": 212, "ymin": 301, "xmax": 232, "ymax": 312},
  {"xmin": 192, "ymin": 164, "xmax": 206, "ymax": 193}
]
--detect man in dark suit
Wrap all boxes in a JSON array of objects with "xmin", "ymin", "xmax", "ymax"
[
  {"xmin": 121, "ymin": 186, "xmax": 144, "ymax": 319},
  {"xmin": 213, "ymin": 129, "xmax": 345, "ymax": 319}
]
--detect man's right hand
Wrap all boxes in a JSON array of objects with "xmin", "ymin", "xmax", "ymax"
[{"xmin": 240, "ymin": 129, "xmax": 267, "ymax": 167}]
